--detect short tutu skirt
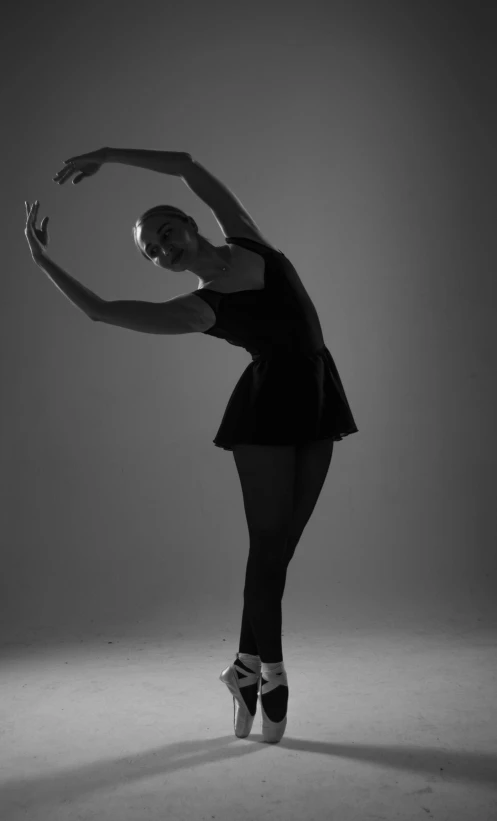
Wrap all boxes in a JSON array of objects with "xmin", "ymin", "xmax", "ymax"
[{"xmin": 212, "ymin": 345, "xmax": 359, "ymax": 450}]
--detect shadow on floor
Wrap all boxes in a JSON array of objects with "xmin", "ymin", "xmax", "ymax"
[{"xmin": 1, "ymin": 736, "xmax": 496, "ymax": 810}]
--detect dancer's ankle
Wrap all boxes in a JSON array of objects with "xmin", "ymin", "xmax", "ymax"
[
  {"xmin": 237, "ymin": 652, "xmax": 261, "ymax": 669},
  {"xmin": 261, "ymin": 660, "xmax": 284, "ymax": 677}
]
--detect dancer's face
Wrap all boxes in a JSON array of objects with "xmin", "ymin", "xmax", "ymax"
[{"xmin": 136, "ymin": 214, "xmax": 198, "ymax": 270}]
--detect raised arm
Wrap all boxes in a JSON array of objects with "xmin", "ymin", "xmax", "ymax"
[
  {"xmin": 105, "ymin": 148, "xmax": 191, "ymax": 177},
  {"xmin": 53, "ymin": 146, "xmax": 273, "ymax": 247},
  {"xmin": 105, "ymin": 148, "xmax": 269, "ymax": 241},
  {"xmin": 180, "ymin": 157, "xmax": 265, "ymax": 239}
]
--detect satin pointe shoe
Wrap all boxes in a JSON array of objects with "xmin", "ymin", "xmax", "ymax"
[
  {"xmin": 259, "ymin": 666, "xmax": 288, "ymax": 744},
  {"xmin": 219, "ymin": 656, "xmax": 261, "ymax": 739}
]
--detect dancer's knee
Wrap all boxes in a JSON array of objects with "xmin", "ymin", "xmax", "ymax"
[
  {"xmin": 244, "ymin": 548, "xmax": 287, "ymax": 601},
  {"xmin": 248, "ymin": 527, "xmax": 289, "ymax": 565}
]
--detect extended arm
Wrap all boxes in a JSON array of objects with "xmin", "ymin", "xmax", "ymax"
[
  {"xmin": 94, "ymin": 293, "xmax": 215, "ymax": 334},
  {"xmin": 33, "ymin": 253, "xmax": 103, "ymax": 321},
  {"xmin": 105, "ymin": 148, "xmax": 267, "ymax": 239},
  {"xmin": 105, "ymin": 148, "xmax": 191, "ymax": 176},
  {"xmin": 33, "ymin": 252, "xmax": 214, "ymax": 333}
]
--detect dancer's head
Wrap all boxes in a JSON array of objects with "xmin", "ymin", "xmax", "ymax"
[{"xmin": 133, "ymin": 205, "xmax": 205, "ymax": 271}]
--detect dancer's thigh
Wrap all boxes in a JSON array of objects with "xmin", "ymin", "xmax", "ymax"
[{"xmin": 232, "ymin": 445, "xmax": 296, "ymax": 551}]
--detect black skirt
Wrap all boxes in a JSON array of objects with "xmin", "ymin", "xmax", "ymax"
[{"xmin": 212, "ymin": 345, "xmax": 359, "ymax": 450}]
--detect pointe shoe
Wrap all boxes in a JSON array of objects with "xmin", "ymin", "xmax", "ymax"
[
  {"xmin": 219, "ymin": 657, "xmax": 261, "ymax": 739},
  {"xmin": 259, "ymin": 667, "xmax": 288, "ymax": 744}
]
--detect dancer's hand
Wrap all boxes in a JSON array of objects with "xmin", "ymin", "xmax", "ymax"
[
  {"xmin": 24, "ymin": 200, "xmax": 49, "ymax": 259},
  {"xmin": 52, "ymin": 147, "xmax": 108, "ymax": 185}
]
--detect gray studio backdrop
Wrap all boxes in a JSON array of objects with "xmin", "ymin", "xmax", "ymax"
[{"xmin": 2, "ymin": 0, "xmax": 496, "ymax": 644}]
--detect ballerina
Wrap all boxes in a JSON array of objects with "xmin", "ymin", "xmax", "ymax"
[{"xmin": 24, "ymin": 146, "xmax": 358, "ymax": 742}]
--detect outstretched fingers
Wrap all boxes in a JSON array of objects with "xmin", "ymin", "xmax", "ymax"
[
  {"xmin": 53, "ymin": 163, "xmax": 75, "ymax": 184},
  {"xmin": 25, "ymin": 200, "xmax": 38, "ymax": 218}
]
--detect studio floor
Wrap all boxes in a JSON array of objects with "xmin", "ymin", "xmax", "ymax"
[{"xmin": 1, "ymin": 626, "xmax": 496, "ymax": 821}]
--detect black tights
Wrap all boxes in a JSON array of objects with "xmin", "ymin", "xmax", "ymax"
[
  {"xmin": 233, "ymin": 441, "xmax": 334, "ymax": 663},
  {"xmin": 238, "ymin": 541, "xmax": 291, "ymax": 662}
]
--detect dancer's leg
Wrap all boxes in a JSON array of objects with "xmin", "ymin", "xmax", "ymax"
[
  {"xmin": 277, "ymin": 439, "xmax": 335, "ymax": 597},
  {"xmin": 236, "ymin": 440, "xmax": 335, "ymax": 654},
  {"xmin": 233, "ymin": 444, "xmax": 296, "ymax": 662},
  {"xmin": 232, "ymin": 440, "xmax": 334, "ymax": 726}
]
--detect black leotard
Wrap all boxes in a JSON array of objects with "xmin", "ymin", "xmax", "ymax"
[{"xmin": 191, "ymin": 237, "xmax": 359, "ymax": 450}]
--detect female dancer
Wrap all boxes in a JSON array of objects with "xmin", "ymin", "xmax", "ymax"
[{"xmin": 24, "ymin": 147, "xmax": 359, "ymax": 744}]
